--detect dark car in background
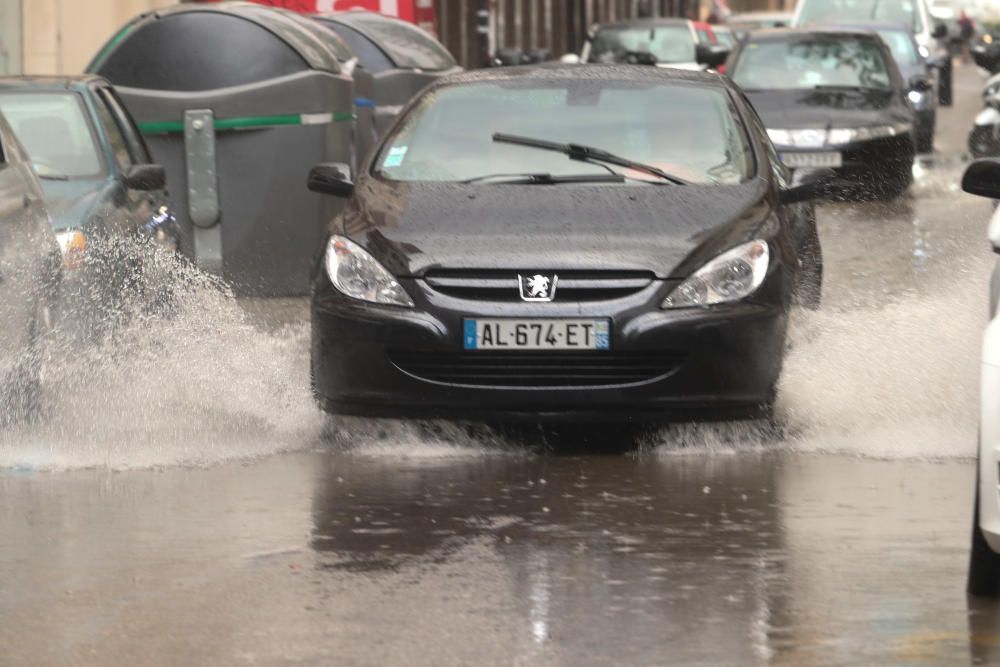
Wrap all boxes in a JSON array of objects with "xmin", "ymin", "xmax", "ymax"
[
  {"xmin": 0, "ymin": 76, "xmax": 177, "ymax": 335},
  {"xmin": 308, "ymin": 65, "xmax": 829, "ymax": 423},
  {"xmin": 829, "ymin": 23, "xmax": 938, "ymax": 152},
  {"xmin": 311, "ymin": 10, "xmax": 461, "ymax": 136},
  {"xmin": 728, "ymin": 29, "xmax": 917, "ymax": 200},
  {"xmin": 0, "ymin": 109, "xmax": 61, "ymax": 418}
]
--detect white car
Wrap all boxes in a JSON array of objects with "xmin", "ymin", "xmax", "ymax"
[
  {"xmin": 964, "ymin": 158, "xmax": 1000, "ymax": 595},
  {"xmin": 560, "ymin": 18, "xmax": 729, "ymax": 71}
]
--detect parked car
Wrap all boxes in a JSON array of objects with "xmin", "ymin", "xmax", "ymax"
[
  {"xmin": 961, "ymin": 158, "xmax": 1000, "ymax": 596},
  {"xmin": 561, "ymin": 18, "xmax": 730, "ymax": 70},
  {"xmin": 973, "ymin": 32, "xmax": 1000, "ymax": 74},
  {"xmin": 307, "ymin": 65, "xmax": 828, "ymax": 423},
  {"xmin": 828, "ymin": 23, "xmax": 938, "ymax": 152},
  {"xmin": 728, "ymin": 28, "xmax": 918, "ymax": 200},
  {"xmin": 793, "ymin": 0, "xmax": 953, "ymax": 107},
  {"xmin": 727, "ymin": 11, "xmax": 793, "ymax": 39},
  {"xmin": 311, "ymin": 10, "xmax": 461, "ymax": 136},
  {"xmin": 0, "ymin": 109, "xmax": 61, "ymax": 418},
  {"xmin": 970, "ymin": 86, "xmax": 1000, "ymax": 158},
  {"xmin": 0, "ymin": 76, "xmax": 178, "ymax": 335}
]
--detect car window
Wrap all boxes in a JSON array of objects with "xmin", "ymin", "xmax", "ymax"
[
  {"xmin": 344, "ymin": 15, "xmax": 456, "ymax": 71},
  {"xmin": 877, "ymin": 29, "xmax": 920, "ymax": 66},
  {"xmin": 321, "ymin": 21, "xmax": 394, "ymax": 73},
  {"xmin": 697, "ymin": 28, "xmax": 714, "ymax": 44},
  {"xmin": 376, "ymin": 80, "xmax": 753, "ymax": 186},
  {"xmin": 797, "ymin": 0, "xmax": 924, "ymax": 33},
  {"xmin": 0, "ymin": 92, "xmax": 103, "ymax": 179},
  {"xmin": 731, "ymin": 37, "xmax": 893, "ymax": 91},
  {"xmin": 97, "ymin": 87, "xmax": 152, "ymax": 164},
  {"xmin": 92, "ymin": 93, "xmax": 133, "ymax": 172},
  {"xmin": 588, "ymin": 25, "xmax": 697, "ymax": 64}
]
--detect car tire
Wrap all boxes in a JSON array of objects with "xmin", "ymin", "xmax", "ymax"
[
  {"xmin": 970, "ymin": 480, "xmax": 1000, "ymax": 597},
  {"xmin": 874, "ymin": 168, "xmax": 914, "ymax": 201},
  {"xmin": 916, "ymin": 123, "xmax": 935, "ymax": 154},
  {"xmin": 1, "ymin": 303, "xmax": 49, "ymax": 424},
  {"xmin": 794, "ymin": 227, "xmax": 823, "ymax": 310},
  {"xmin": 939, "ymin": 60, "xmax": 953, "ymax": 107}
]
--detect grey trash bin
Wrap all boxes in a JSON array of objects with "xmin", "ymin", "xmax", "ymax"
[
  {"xmin": 87, "ymin": 2, "xmax": 356, "ymax": 296},
  {"xmin": 311, "ymin": 11, "xmax": 462, "ymax": 137}
]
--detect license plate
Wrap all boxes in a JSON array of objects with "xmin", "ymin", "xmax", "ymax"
[
  {"xmin": 781, "ymin": 152, "xmax": 843, "ymax": 168},
  {"xmin": 463, "ymin": 319, "xmax": 611, "ymax": 351}
]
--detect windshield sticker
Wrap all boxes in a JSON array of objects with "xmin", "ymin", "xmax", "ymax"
[{"xmin": 384, "ymin": 146, "xmax": 408, "ymax": 168}]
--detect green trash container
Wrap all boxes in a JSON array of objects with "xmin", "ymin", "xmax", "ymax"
[{"xmin": 88, "ymin": 2, "xmax": 356, "ymax": 296}]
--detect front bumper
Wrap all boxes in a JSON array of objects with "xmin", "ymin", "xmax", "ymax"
[
  {"xmin": 779, "ymin": 134, "xmax": 915, "ymax": 186},
  {"xmin": 311, "ymin": 278, "xmax": 790, "ymax": 423},
  {"xmin": 980, "ymin": 359, "xmax": 1000, "ymax": 552}
]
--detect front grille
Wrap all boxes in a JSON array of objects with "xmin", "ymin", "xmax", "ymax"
[
  {"xmin": 423, "ymin": 269, "xmax": 655, "ymax": 302},
  {"xmin": 388, "ymin": 350, "xmax": 686, "ymax": 388}
]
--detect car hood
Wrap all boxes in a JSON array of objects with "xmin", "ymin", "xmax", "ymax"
[
  {"xmin": 39, "ymin": 178, "xmax": 107, "ymax": 232},
  {"xmin": 339, "ymin": 178, "xmax": 771, "ymax": 279},
  {"xmin": 745, "ymin": 88, "xmax": 910, "ymax": 130}
]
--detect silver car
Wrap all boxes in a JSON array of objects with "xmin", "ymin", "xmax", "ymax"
[{"xmin": 0, "ymin": 110, "xmax": 61, "ymax": 420}]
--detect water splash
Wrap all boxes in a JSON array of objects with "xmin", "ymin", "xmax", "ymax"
[{"xmin": 0, "ymin": 244, "xmax": 323, "ymax": 470}]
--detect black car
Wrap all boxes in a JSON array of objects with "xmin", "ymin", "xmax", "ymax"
[
  {"xmin": 728, "ymin": 28, "xmax": 918, "ymax": 199},
  {"xmin": 0, "ymin": 109, "xmax": 61, "ymax": 419},
  {"xmin": 0, "ymin": 76, "xmax": 178, "ymax": 335},
  {"xmin": 829, "ymin": 23, "xmax": 937, "ymax": 152},
  {"xmin": 307, "ymin": 65, "xmax": 829, "ymax": 423}
]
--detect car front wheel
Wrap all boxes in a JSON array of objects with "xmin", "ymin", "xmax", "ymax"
[{"xmin": 969, "ymin": 476, "xmax": 1000, "ymax": 596}]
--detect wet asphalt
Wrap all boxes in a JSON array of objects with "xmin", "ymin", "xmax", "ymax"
[{"xmin": 2, "ymin": 63, "xmax": 1000, "ymax": 667}]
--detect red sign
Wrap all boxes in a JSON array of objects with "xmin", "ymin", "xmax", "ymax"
[{"xmin": 231, "ymin": 0, "xmax": 438, "ymax": 33}]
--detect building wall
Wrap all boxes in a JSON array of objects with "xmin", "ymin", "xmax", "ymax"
[{"xmin": 22, "ymin": 0, "xmax": 179, "ymax": 75}]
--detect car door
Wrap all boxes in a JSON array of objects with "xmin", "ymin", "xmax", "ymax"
[
  {"xmin": 0, "ymin": 112, "xmax": 55, "ymax": 378},
  {"xmin": 95, "ymin": 85, "xmax": 171, "ymax": 231}
]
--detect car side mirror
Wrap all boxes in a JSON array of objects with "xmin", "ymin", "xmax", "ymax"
[
  {"xmin": 560, "ymin": 53, "xmax": 581, "ymax": 64},
  {"xmin": 308, "ymin": 163, "xmax": 354, "ymax": 198},
  {"xmin": 696, "ymin": 43, "xmax": 730, "ymax": 69},
  {"xmin": 973, "ymin": 46, "xmax": 1000, "ymax": 74},
  {"xmin": 963, "ymin": 159, "xmax": 1000, "ymax": 199},
  {"xmin": 124, "ymin": 163, "xmax": 166, "ymax": 191},
  {"xmin": 909, "ymin": 75, "xmax": 933, "ymax": 93},
  {"xmin": 932, "ymin": 22, "xmax": 948, "ymax": 39},
  {"xmin": 780, "ymin": 167, "xmax": 836, "ymax": 204}
]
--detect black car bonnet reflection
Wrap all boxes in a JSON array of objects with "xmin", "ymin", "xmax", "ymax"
[{"xmin": 337, "ymin": 178, "xmax": 770, "ymax": 279}]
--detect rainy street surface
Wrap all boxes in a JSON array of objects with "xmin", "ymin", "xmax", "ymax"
[{"xmin": 3, "ymin": 64, "xmax": 1000, "ymax": 667}]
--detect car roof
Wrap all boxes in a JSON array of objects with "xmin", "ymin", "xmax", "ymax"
[
  {"xmin": 0, "ymin": 75, "xmax": 105, "ymax": 92},
  {"xmin": 434, "ymin": 64, "xmax": 727, "ymax": 89},
  {"xmin": 823, "ymin": 21, "xmax": 917, "ymax": 34},
  {"xmin": 744, "ymin": 27, "xmax": 889, "ymax": 41},
  {"xmin": 728, "ymin": 12, "xmax": 793, "ymax": 21},
  {"xmin": 592, "ymin": 18, "xmax": 691, "ymax": 29}
]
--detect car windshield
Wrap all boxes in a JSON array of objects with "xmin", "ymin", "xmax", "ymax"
[
  {"xmin": 731, "ymin": 37, "xmax": 893, "ymax": 91},
  {"xmin": 0, "ymin": 92, "xmax": 103, "ymax": 178},
  {"xmin": 588, "ymin": 25, "xmax": 697, "ymax": 64},
  {"xmin": 346, "ymin": 15, "xmax": 456, "ymax": 71},
  {"xmin": 375, "ymin": 80, "xmax": 752, "ymax": 185},
  {"xmin": 797, "ymin": 0, "xmax": 924, "ymax": 33},
  {"xmin": 877, "ymin": 28, "xmax": 920, "ymax": 66}
]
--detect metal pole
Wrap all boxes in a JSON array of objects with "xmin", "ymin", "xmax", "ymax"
[{"xmin": 476, "ymin": 0, "xmax": 492, "ymax": 68}]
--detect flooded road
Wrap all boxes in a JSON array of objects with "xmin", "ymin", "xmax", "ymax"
[{"xmin": 2, "ymin": 63, "xmax": 999, "ymax": 666}]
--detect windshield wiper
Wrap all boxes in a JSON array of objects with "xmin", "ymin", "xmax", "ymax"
[
  {"xmin": 492, "ymin": 133, "xmax": 690, "ymax": 186},
  {"xmin": 813, "ymin": 84, "xmax": 889, "ymax": 92},
  {"xmin": 38, "ymin": 173, "xmax": 69, "ymax": 181},
  {"xmin": 461, "ymin": 172, "xmax": 625, "ymax": 185}
]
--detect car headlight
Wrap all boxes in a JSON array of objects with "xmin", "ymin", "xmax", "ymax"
[
  {"xmin": 55, "ymin": 230, "xmax": 86, "ymax": 269},
  {"xmin": 324, "ymin": 234, "xmax": 413, "ymax": 307},
  {"xmin": 662, "ymin": 240, "xmax": 770, "ymax": 309},
  {"xmin": 827, "ymin": 123, "xmax": 911, "ymax": 145},
  {"xmin": 918, "ymin": 45, "xmax": 931, "ymax": 59},
  {"xmin": 908, "ymin": 90, "xmax": 925, "ymax": 105}
]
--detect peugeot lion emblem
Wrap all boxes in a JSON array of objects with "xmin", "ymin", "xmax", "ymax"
[{"xmin": 518, "ymin": 273, "xmax": 558, "ymax": 302}]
